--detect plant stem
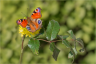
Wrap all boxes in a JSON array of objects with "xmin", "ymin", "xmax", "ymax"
[
  {"xmin": 37, "ymin": 39, "xmax": 50, "ymax": 43},
  {"xmin": 20, "ymin": 35, "xmax": 25, "ymax": 64},
  {"xmin": 37, "ymin": 38, "xmax": 76, "ymax": 44},
  {"xmin": 37, "ymin": 38, "xmax": 63, "ymax": 43}
]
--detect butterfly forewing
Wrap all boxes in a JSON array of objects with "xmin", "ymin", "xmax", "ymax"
[
  {"xmin": 16, "ymin": 19, "xmax": 28, "ymax": 28},
  {"xmin": 31, "ymin": 7, "xmax": 42, "ymax": 19}
]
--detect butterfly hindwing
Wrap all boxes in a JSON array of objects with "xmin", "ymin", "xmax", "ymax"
[
  {"xmin": 26, "ymin": 18, "xmax": 42, "ymax": 33},
  {"xmin": 26, "ymin": 24, "xmax": 36, "ymax": 32},
  {"xmin": 35, "ymin": 19, "xmax": 42, "ymax": 30}
]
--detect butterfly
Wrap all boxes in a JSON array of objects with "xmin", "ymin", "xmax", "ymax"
[{"xmin": 16, "ymin": 7, "xmax": 42, "ymax": 33}]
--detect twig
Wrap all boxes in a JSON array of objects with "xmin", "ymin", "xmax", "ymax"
[
  {"xmin": 37, "ymin": 38, "xmax": 75, "ymax": 43},
  {"xmin": 37, "ymin": 38, "xmax": 65, "ymax": 43},
  {"xmin": 37, "ymin": 39, "xmax": 50, "ymax": 43},
  {"xmin": 19, "ymin": 35, "xmax": 25, "ymax": 64}
]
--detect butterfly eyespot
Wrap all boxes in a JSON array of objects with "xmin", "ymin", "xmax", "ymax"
[
  {"xmin": 19, "ymin": 20, "xmax": 22, "ymax": 23},
  {"xmin": 38, "ymin": 20, "xmax": 41, "ymax": 24},
  {"xmin": 18, "ymin": 21, "xmax": 20, "ymax": 22},
  {"xmin": 26, "ymin": 27, "xmax": 31, "ymax": 30},
  {"xmin": 17, "ymin": 20, "xmax": 21, "ymax": 23}
]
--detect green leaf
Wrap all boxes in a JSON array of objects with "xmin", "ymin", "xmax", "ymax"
[
  {"xmin": 73, "ymin": 47, "xmax": 77, "ymax": 55},
  {"xmin": 68, "ymin": 51, "xmax": 73, "ymax": 58},
  {"xmin": 46, "ymin": 20, "xmax": 60, "ymax": 41},
  {"xmin": 62, "ymin": 35, "xmax": 69, "ymax": 39},
  {"xmin": 58, "ymin": 35, "xmax": 70, "ymax": 48},
  {"xmin": 67, "ymin": 30, "xmax": 76, "ymax": 40},
  {"xmin": 62, "ymin": 40, "xmax": 71, "ymax": 48},
  {"xmin": 76, "ymin": 38, "xmax": 85, "ymax": 52},
  {"xmin": 68, "ymin": 48, "xmax": 75, "ymax": 63},
  {"xmin": 53, "ymin": 47, "xmax": 60, "ymax": 61},
  {"xmin": 61, "ymin": 38, "xmax": 75, "ymax": 61},
  {"xmin": 50, "ymin": 42, "xmax": 60, "ymax": 61},
  {"xmin": 76, "ymin": 38, "xmax": 84, "ymax": 48},
  {"xmin": 68, "ymin": 47, "xmax": 77, "ymax": 59},
  {"xmin": 50, "ymin": 42, "xmax": 55, "ymax": 52},
  {"xmin": 28, "ymin": 38, "xmax": 40, "ymax": 55},
  {"xmin": 68, "ymin": 47, "xmax": 75, "ymax": 62}
]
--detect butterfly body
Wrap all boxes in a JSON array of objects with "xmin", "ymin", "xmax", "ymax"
[{"xmin": 16, "ymin": 7, "xmax": 42, "ymax": 33}]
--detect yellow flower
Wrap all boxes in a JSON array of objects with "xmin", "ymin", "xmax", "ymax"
[{"xmin": 19, "ymin": 25, "xmax": 41, "ymax": 37}]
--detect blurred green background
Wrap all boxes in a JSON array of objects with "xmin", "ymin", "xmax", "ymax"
[{"xmin": 0, "ymin": 0, "xmax": 95, "ymax": 64}]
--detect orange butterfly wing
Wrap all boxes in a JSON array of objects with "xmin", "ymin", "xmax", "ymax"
[
  {"xmin": 16, "ymin": 19, "xmax": 28, "ymax": 28},
  {"xmin": 26, "ymin": 18, "xmax": 42, "ymax": 33},
  {"xmin": 26, "ymin": 18, "xmax": 38, "ymax": 32},
  {"xmin": 31, "ymin": 7, "xmax": 42, "ymax": 19}
]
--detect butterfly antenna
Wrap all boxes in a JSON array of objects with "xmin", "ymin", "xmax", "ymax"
[{"xmin": 21, "ymin": 12, "xmax": 27, "ymax": 18}]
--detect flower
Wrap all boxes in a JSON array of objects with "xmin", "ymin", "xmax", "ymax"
[{"xmin": 19, "ymin": 25, "xmax": 41, "ymax": 37}]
